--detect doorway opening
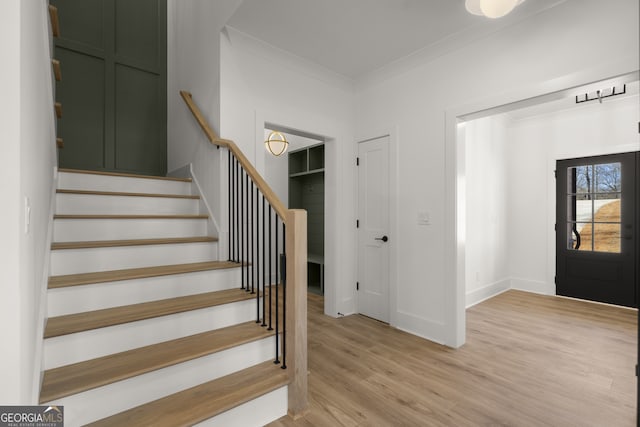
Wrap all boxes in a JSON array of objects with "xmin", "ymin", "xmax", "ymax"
[
  {"xmin": 461, "ymin": 78, "xmax": 639, "ymax": 310},
  {"xmin": 454, "ymin": 72, "xmax": 639, "ymax": 420},
  {"xmin": 262, "ymin": 125, "xmax": 326, "ymax": 299}
]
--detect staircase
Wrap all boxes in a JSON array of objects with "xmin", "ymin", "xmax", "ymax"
[{"xmin": 40, "ymin": 168, "xmax": 289, "ymax": 426}]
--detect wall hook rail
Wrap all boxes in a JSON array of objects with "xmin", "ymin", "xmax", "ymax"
[{"xmin": 575, "ymin": 84, "xmax": 626, "ymax": 104}]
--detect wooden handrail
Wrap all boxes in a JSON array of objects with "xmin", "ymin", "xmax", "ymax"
[
  {"xmin": 180, "ymin": 91, "xmax": 287, "ymax": 220},
  {"xmin": 180, "ymin": 90, "xmax": 307, "ymax": 419}
]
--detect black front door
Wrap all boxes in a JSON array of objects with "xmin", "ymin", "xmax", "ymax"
[{"xmin": 556, "ymin": 152, "xmax": 638, "ymax": 308}]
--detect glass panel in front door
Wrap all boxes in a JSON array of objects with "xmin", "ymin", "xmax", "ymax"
[{"xmin": 566, "ymin": 163, "xmax": 622, "ymax": 253}]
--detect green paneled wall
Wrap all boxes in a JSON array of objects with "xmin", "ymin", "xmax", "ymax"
[{"xmin": 53, "ymin": 0, "xmax": 167, "ymax": 176}]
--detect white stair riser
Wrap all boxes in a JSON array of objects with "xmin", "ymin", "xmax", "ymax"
[
  {"xmin": 42, "ymin": 337, "xmax": 277, "ymax": 426},
  {"xmin": 48, "ymin": 269, "xmax": 241, "ymax": 316},
  {"xmin": 54, "ymin": 218, "xmax": 208, "ymax": 241},
  {"xmin": 44, "ymin": 299, "xmax": 261, "ymax": 369},
  {"xmin": 56, "ymin": 193, "xmax": 200, "ymax": 215},
  {"xmin": 195, "ymin": 386, "xmax": 288, "ymax": 427},
  {"xmin": 50, "ymin": 242, "xmax": 218, "ymax": 275},
  {"xmin": 58, "ymin": 172, "xmax": 192, "ymax": 195}
]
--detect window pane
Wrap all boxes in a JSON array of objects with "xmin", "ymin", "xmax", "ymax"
[
  {"xmin": 593, "ymin": 223, "xmax": 621, "ymax": 253},
  {"xmin": 571, "ymin": 197, "xmax": 593, "ymax": 223},
  {"xmin": 567, "ymin": 222, "xmax": 592, "ymax": 251},
  {"xmin": 593, "ymin": 199, "xmax": 621, "ymax": 223},
  {"xmin": 578, "ymin": 222, "xmax": 593, "ymax": 251},
  {"xmin": 568, "ymin": 165, "xmax": 592, "ymax": 194},
  {"xmin": 595, "ymin": 163, "xmax": 621, "ymax": 194},
  {"xmin": 594, "ymin": 192, "xmax": 621, "ymax": 201}
]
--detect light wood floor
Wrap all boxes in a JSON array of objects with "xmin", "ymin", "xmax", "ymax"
[{"xmin": 269, "ymin": 290, "xmax": 637, "ymax": 427}]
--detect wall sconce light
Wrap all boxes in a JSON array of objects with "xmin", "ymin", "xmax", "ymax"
[
  {"xmin": 265, "ymin": 131, "xmax": 289, "ymax": 156},
  {"xmin": 466, "ymin": 0, "xmax": 525, "ymax": 19}
]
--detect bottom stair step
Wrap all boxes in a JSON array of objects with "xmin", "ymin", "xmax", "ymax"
[{"xmin": 86, "ymin": 361, "xmax": 289, "ymax": 427}]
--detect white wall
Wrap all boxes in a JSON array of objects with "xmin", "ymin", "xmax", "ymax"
[
  {"xmin": 220, "ymin": 27, "xmax": 355, "ymax": 317},
  {"xmin": 355, "ymin": 0, "xmax": 639, "ymax": 345},
  {"xmin": 507, "ymin": 94, "xmax": 640, "ymax": 295},
  {"xmin": 0, "ymin": 0, "xmax": 57, "ymax": 403},
  {"xmin": 167, "ymin": 0, "xmax": 243, "ymax": 246},
  {"xmin": 0, "ymin": 0, "xmax": 24, "ymax": 404},
  {"xmin": 464, "ymin": 116, "xmax": 510, "ymax": 307}
]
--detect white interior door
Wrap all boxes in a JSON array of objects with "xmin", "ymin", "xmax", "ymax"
[{"xmin": 357, "ymin": 136, "xmax": 390, "ymax": 322}]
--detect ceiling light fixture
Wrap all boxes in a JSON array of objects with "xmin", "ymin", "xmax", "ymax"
[
  {"xmin": 466, "ymin": 0, "xmax": 525, "ymax": 19},
  {"xmin": 265, "ymin": 131, "xmax": 289, "ymax": 156}
]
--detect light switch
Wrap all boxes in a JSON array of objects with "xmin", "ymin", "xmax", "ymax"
[{"xmin": 418, "ymin": 211, "xmax": 430, "ymax": 225}]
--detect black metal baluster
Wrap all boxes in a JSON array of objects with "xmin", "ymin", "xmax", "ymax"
[
  {"xmin": 268, "ymin": 207, "xmax": 273, "ymax": 331},
  {"xmin": 235, "ymin": 158, "xmax": 239, "ymax": 263},
  {"xmin": 262, "ymin": 195, "xmax": 267, "ymax": 327},
  {"xmin": 245, "ymin": 173, "xmax": 250, "ymax": 293},
  {"xmin": 281, "ymin": 222, "xmax": 287, "ymax": 369},
  {"xmin": 228, "ymin": 152, "xmax": 232, "ymax": 261},
  {"xmin": 250, "ymin": 181, "xmax": 255, "ymax": 294},
  {"xmin": 240, "ymin": 168, "xmax": 245, "ymax": 290},
  {"xmin": 274, "ymin": 215, "xmax": 280, "ymax": 364},
  {"xmin": 230, "ymin": 156, "xmax": 234, "ymax": 262},
  {"xmin": 232, "ymin": 157, "xmax": 236, "ymax": 262},
  {"xmin": 255, "ymin": 186, "xmax": 260, "ymax": 322}
]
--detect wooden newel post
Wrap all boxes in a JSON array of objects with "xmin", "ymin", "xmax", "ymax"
[{"xmin": 285, "ymin": 209, "xmax": 308, "ymax": 418}]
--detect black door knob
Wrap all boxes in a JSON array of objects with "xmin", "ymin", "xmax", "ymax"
[{"xmin": 375, "ymin": 235, "xmax": 389, "ymax": 242}]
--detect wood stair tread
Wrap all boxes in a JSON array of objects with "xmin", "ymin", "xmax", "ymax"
[
  {"xmin": 48, "ymin": 260, "xmax": 240, "ymax": 289},
  {"xmin": 54, "ymin": 214, "xmax": 208, "ymax": 219},
  {"xmin": 40, "ymin": 322, "xmax": 276, "ymax": 403},
  {"xmin": 57, "ymin": 189, "xmax": 200, "ymax": 199},
  {"xmin": 58, "ymin": 168, "xmax": 192, "ymax": 182},
  {"xmin": 85, "ymin": 361, "xmax": 288, "ymax": 427},
  {"xmin": 44, "ymin": 288, "xmax": 254, "ymax": 338},
  {"xmin": 52, "ymin": 236, "xmax": 218, "ymax": 250}
]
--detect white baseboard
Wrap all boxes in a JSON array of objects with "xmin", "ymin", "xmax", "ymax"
[
  {"xmin": 511, "ymin": 277, "xmax": 554, "ymax": 295},
  {"xmin": 466, "ymin": 279, "xmax": 511, "ymax": 308},
  {"xmin": 395, "ymin": 311, "xmax": 446, "ymax": 345}
]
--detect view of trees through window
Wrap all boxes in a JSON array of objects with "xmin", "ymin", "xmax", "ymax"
[{"xmin": 567, "ymin": 163, "xmax": 622, "ymax": 253}]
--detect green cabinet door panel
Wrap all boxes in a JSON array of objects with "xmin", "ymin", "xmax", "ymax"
[{"xmin": 53, "ymin": 0, "xmax": 167, "ymax": 176}]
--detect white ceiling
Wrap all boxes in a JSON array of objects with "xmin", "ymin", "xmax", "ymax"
[{"xmin": 227, "ymin": 0, "xmax": 568, "ymax": 79}]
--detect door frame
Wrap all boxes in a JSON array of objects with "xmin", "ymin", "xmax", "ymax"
[
  {"xmin": 355, "ymin": 129, "xmax": 399, "ymax": 327},
  {"xmin": 253, "ymin": 111, "xmax": 343, "ymax": 318},
  {"xmin": 445, "ymin": 68, "xmax": 639, "ymax": 348}
]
